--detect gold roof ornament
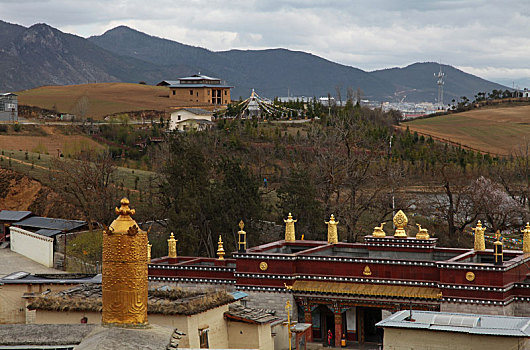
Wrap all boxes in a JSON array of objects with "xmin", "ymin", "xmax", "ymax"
[
  {"xmin": 472, "ymin": 221, "xmax": 486, "ymax": 251},
  {"xmin": 168, "ymin": 232, "xmax": 177, "ymax": 258},
  {"xmin": 415, "ymin": 224, "xmax": 430, "ymax": 240},
  {"xmin": 363, "ymin": 266, "xmax": 372, "ymax": 276},
  {"xmin": 102, "ymin": 198, "xmax": 148, "ymax": 326},
  {"xmin": 284, "ymin": 213, "xmax": 297, "ymax": 242},
  {"xmin": 493, "ymin": 230, "xmax": 504, "ymax": 265},
  {"xmin": 325, "ymin": 214, "xmax": 339, "ymax": 244},
  {"xmin": 238, "ymin": 220, "xmax": 247, "ymax": 252},
  {"xmin": 372, "ymin": 223, "xmax": 386, "ymax": 238},
  {"xmin": 393, "ymin": 210, "xmax": 408, "ymax": 238},
  {"xmin": 521, "ymin": 222, "xmax": 530, "ymax": 253},
  {"xmin": 217, "ymin": 235, "xmax": 225, "ymax": 260}
]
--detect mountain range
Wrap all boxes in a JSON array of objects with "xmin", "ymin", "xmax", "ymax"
[{"xmin": 0, "ymin": 20, "xmax": 506, "ymax": 102}]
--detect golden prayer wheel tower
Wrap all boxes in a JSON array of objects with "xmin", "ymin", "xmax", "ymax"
[
  {"xmin": 167, "ymin": 232, "xmax": 178, "ymax": 258},
  {"xmin": 217, "ymin": 235, "xmax": 225, "ymax": 260},
  {"xmin": 326, "ymin": 214, "xmax": 339, "ymax": 244},
  {"xmin": 522, "ymin": 222, "xmax": 530, "ymax": 253},
  {"xmin": 393, "ymin": 210, "xmax": 408, "ymax": 238},
  {"xmin": 284, "ymin": 213, "xmax": 297, "ymax": 242},
  {"xmin": 472, "ymin": 221, "xmax": 486, "ymax": 251},
  {"xmin": 102, "ymin": 198, "xmax": 148, "ymax": 326}
]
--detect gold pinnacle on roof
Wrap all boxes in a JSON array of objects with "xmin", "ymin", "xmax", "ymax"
[
  {"xmin": 238, "ymin": 220, "xmax": 247, "ymax": 252},
  {"xmin": 102, "ymin": 198, "xmax": 148, "ymax": 326},
  {"xmin": 168, "ymin": 232, "xmax": 177, "ymax": 258},
  {"xmin": 393, "ymin": 210, "xmax": 408, "ymax": 238},
  {"xmin": 284, "ymin": 213, "xmax": 297, "ymax": 242},
  {"xmin": 472, "ymin": 221, "xmax": 486, "ymax": 251},
  {"xmin": 493, "ymin": 230, "xmax": 504, "ymax": 265},
  {"xmin": 372, "ymin": 222, "xmax": 386, "ymax": 238},
  {"xmin": 416, "ymin": 224, "xmax": 430, "ymax": 240},
  {"xmin": 217, "ymin": 235, "xmax": 225, "ymax": 260},
  {"xmin": 522, "ymin": 222, "xmax": 530, "ymax": 253},
  {"xmin": 325, "ymin": 214, "xmax": 339, "ymax": 244}
]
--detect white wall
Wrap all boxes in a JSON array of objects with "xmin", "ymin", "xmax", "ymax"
[
  {"xmin": 169, "ymin": 110, "xmax": 212, "ymax": 131},
  {"xmin": 10, "ymin": 227, "xmax": 54, "ymax": 267}
]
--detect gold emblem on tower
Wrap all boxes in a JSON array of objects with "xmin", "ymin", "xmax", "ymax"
[
  {"xmin": 325, "ymin": 214, "xmax": 339, "ymax": 244},
  {"xmin": 259, "ymin": 261, "xmax": 268, "ymax": 271},
  {"xmin": 102, "ymin": 198, "xmax": 148, "ymax": 326},
  {"xmin": 465, "ymin": 271, "xmax": 475, "ymax": 282},
  {"xmin": 284, "ymin": 213, "xmax": 297, "ymax": 242},
  {"xmin": 393, "ymin": 210, "xmax": 408, "ymax": 237},
  {"xmin": 363, "ymin": 266, "xmax": 372, "ymax": 276}
]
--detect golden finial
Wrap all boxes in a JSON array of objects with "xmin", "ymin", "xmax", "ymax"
[
  {"xmin": 147, "ymin": 241, "xmax": 152, "ymax": 262},
  {"xmin": 168, "ymin": 232, "xmax": 177, "ymax": 258},
  {"xmin": 325, "ymin": 214, "xmax": 339, "ymax": 244},
  {"xmin": 115, "ymin": 197, "xmax": 136, "ymax": 217},
  {"xmin": 416, "ymin": 224, "xmax": 430, "ymax": 240},
  {"xmin": 372, "ymin": 222, "xmax": 386, "ymax": 237},
  {"xmin": 521, "ymin": 222, "xmax": 530, "ymax": 253},
  {"xmin": 238, "ymin": 220, "xmax": 247, "ymax": 252},
  {"xmin": 493, "ymin": 230, "xmax": 504, "ymax": 265},
  {"xmin": 217, "ymin": 235, "xmax": 225, "ymax": 260},
  {"xmin": 393, "ymin": 210, "xmax": 408, "ymax": 237},
  {"xmin": 284, "ymin": 212, "xmax": 297, "ymax": 242},
  {"xmin": 472, "ymin": 221, "xmax": 486, "ymax": 251}
]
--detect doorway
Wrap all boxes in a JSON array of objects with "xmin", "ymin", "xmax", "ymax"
[{"xmin": 358, "ymin": 307, "xmax": 383, "ymax": 343}]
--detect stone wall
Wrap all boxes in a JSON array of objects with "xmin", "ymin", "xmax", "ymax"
[
  {"xmin": 242, "ymin": 290, "xmax": 296, "ymax": 320},
  {"xmin": 441, "ymin": 301, "xmax": 515, "ymax": 316}
]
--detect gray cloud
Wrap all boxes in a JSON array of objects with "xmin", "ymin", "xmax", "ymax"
[{"xmin": 1, "ymin": 0, "xmax": 529, "ymax": 84}]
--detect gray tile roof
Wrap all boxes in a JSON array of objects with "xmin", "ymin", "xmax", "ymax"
[
  {"xmin": 14, "ymin": 216, "xmax": 87, "ymax": 232},
  {"xmin": 0, "ymin": 272, "xmax": 101, "ymax": 284},
  {"xmin": 0, "ymin": 210, "xmax": 32, "ymax": 222},
  {"xmin": 376, "ymin": 310, "xmax": 530, "ymax": 337},
  {"xmin": 224, "ymin": 304, "xmax": 282, "ymax": 324},
  {"xmin": 173, "ymin": 107, "xmax": 213, "ymax": 115},
  {"xmin": 0, "ymin": 324, "xmax": 95, "ymax": 346},
  {"xmin": 168, "ymin": 83, "xmax": 233, "ymax": 88}
]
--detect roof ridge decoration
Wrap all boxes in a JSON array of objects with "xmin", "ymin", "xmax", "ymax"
[
  {"xmin": 284, "ymin": 213, "xmax": 297, "ymax": 242},
  {"xmin": 472, "ymin": 221, "xmax": 486, "ymax": 251},
  {"xmin": 522, "ymin": 222, "xmax": 530, "ymax": 253},
  {"xmin": 325, "ymin": 214, "xmax": 339, "ymax": 244},
  {"xmin": 393, "ymin": 210, "xmax": 408, "ymax": 238}
]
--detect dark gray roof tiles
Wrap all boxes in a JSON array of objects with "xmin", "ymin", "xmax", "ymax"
[
  {"xmin": 14, "ymin": 216, "xmax": 87, "ymax": 232},
  {"xmin": 0, "ymin": 210, "xmax": 32, "ymax": 222}
]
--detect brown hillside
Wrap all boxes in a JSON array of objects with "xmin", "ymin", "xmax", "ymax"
[
  {"xmin": 404, "ymin": 104, "xmax": 530, "ymax": 156},
  {"xmin": 17, "ymin": 83, "xmax": 178, "ymax": 119},
  {"xmin": 0, "ymin": 169, "xmax": 77, "ymax": 218}
]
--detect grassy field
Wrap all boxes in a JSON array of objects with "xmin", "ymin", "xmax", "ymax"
[
  {"xmin": 404, "ymin": 104, "xmax": 530, "ymax": 156},
  {"xmin": 17, "ymin": 83, "xmax": 177, "ymax": 119},
  {"xmin": 0, "ymin": 149, "xmax": 157, "ymax": 195},
  {"xmin": 0, "ymin": 126, "xmax": 104, "ymax": 156}
]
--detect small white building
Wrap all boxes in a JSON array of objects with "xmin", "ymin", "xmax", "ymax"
[{"xmin": 169, "ymin": 108, "xmax": 214, "ymax": 132}]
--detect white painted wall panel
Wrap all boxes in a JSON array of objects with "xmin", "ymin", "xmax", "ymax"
[{"xmin": 10, "ymin": 227, "xmax": 54, "ymax": 267}]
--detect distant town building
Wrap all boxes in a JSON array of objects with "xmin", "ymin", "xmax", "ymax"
[
  {"xmin": 168, "ymin": 107, "xmax": 214, "ymax": 132},
  {"xmin": 158, "ymin": 74, "xmax": 233, "ymax": 106},
  {"xmin": 0, "ymin": 93, "xmax": 18, "ymax": 122},
  {"xmin": 523, "ymin": 88, "xmax": 530, "ymax": 98}
]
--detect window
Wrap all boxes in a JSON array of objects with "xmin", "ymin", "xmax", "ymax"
[
  {"xmin": 172, "ymin": 90, "xmax": 176, "ymax": 95},
  {"xmin": 207, "ymin": 90, "xmax": 210, "ymax": 95},
  {"xmin": 199, "ymin": 328, "xmax": 209, "ymax": 348},
  {"xmin": 196, "ymin": 92, "xmax": 199, "ymax": 97},
  {"xmin": 177, "ymin": 115, "xmax": 181, "ymax": 121},
  {"xmin": 190, "ymin": 90, "xmax": 193, "ymax": 95},
  {"xmin": 224, "ymin": 90, "xmax": 227, "ymax": 96}
]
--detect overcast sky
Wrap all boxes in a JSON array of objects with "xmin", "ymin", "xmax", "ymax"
[{"xmin": 2, "ymin": 0, "xmax": 529, "ymax": 86}]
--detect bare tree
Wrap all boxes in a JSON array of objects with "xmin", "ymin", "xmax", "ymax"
[{"xmin": 51, "ymin": 151, "xmax": 120, "ymax": 230}]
